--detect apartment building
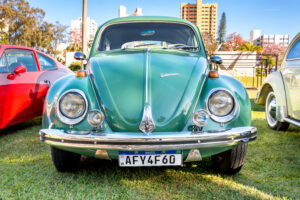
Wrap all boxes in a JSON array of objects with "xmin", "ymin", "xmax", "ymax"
[
  {"xmin": 250, "ymin": 30, "xmax": 289, "ymax": 47},
  {"xmin": 71, "ymin": 17, "xmax": 98, "ymax": 43},
  {"xmin": 180, "ymin": 0, "xmax": 218, "ymax": 39}
]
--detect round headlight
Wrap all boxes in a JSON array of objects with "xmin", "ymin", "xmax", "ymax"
[
  {"xmin": 57, "ymin": 90, "xmax": 88, "ymax": 125},
  {"xmin": 208, "ymin": 90, "xmax": 234, "ymax": 117},
  {"xmin": 207, "ymin": 89, "xmax": 238, "ymax": 123}
]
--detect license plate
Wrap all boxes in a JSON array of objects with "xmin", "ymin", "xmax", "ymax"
[{"xmin": 119, "ymin": 150, "xmax": 182, "ymax": 167}]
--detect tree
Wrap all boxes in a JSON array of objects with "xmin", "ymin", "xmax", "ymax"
[
  {"xmin": 51, "ymin": 21, "xmax": 68, "ymax": 56},
  {"xmin": 70, "ymin": 27, "xmax": 82, "ymax": 45},
  {"xmin": 0, "ymin": 21, "xmax": 9, "ymax": 44},
  {"xmin": 224, "ymin": 33, "xmax": 244, "ymax": 51},
  {"xmin": 201, "ymin": 32, "xmax": 218, "ymax": 57},
  {"xmin": 239, "ymin": 41, "xmax": 263, "ymax": 53},
  {"xmin": 66, "ymin": 43, "xmax": 82, "ymax": 52},
  {"xmin": 0, "ymin": 0, "xmax": 67, "ymax": 55},
  {"xmin": 262, "ymin": 42, "xmax": 287, "ymax": 66},
  {"xmin": 217, "ymin": 12, "xmax": 226, "ymax": 47}
]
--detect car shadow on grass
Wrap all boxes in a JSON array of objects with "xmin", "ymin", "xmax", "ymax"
[
  {"xmin": 250, "ymin": 99, "xmax": 265, "ymax": 112},
  {"xmin": 0, "ymin": 117, "xmax": 41, "ymax": 138},
  {"xmin": 60, "ymin": 156, "xmax": 284, "ymax": 199}
]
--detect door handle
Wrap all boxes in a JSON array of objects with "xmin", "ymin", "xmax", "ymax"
[{"xmin": 44, "ymin": 80, "xmax": 51, "ymax": 87}]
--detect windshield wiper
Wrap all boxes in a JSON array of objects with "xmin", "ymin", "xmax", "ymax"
[
  {"xmin": 168, "ymin": 44, "xmax": 199, "ymax": 50},
  {"xmin": 133, "ymin": 43, "xmax": 158, "ymax": 48}
]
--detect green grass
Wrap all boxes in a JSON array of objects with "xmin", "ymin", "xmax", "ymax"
[{"xmin": 0, "ymin": 92, "xmax": 299, "ymax": 199}]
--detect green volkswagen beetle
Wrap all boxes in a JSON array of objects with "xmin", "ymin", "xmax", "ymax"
[
  {"xmin": 256, "ymin": 33, "xmax": 300, "ymax": 131},
  {"xmin": 39, "ymin": 16, "xmax": 257, "ymax": 174}
]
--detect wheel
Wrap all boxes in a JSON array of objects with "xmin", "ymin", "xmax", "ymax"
[
  {"xmin": 212, "ymin": 143, "xmax": 248, "ymax": 175},
  {"xmin": 51, "ymin": 146, "xmax": 81, "ymax": 172},
  {"xmin": 265, "ymin": 91, "xmax": 289, "ymax": 131}
]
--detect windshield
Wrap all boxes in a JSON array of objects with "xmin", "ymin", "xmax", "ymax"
[{"xmin": 98, "ymin": 22, "xmax": 199, "ymax": 51}]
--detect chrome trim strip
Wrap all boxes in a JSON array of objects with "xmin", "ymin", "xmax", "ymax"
[
  {"xmin": 286, "ymin": 58, "xmax": 300, "ymax": 61},
  {"xmin": 284, "ymin": 117, "xmax": 300, "ymax": 127},
  {"xmin": 40, "ymin": 127, "xmax": 257, "ymax": 151},
  {"xmin": 87, "ymin": 72, "xmax": 102, "ymax": 111},
  {"xmin": 145, "ymin": 48, "xmax": 150, "ymax": 103},
  {"xmin": 160, "ymin": 73, "xmax": 180, "ymax": 78},
  {"xmin": 139, "ymin": 105, "xmax": 156, "ymax": 133}
]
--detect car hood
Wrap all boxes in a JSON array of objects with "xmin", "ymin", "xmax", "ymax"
[{"xmin": 89, "ymin": 49, "xmax": 207, "ymax": 132}]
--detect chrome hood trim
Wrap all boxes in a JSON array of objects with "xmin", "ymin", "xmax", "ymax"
[
  {"xmin": 139, "ymin": 105, "xmax": 156, "ymax": 133},
  {"xmin": 139, "ymin": 48, "xmax": 156, "ymax": 133}
]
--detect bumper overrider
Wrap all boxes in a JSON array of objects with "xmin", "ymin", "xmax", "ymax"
[{"xmin": 39, "ymin": 127, "xmax": 257, "ymax": 151}]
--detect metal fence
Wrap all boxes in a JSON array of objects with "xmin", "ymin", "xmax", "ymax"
[{"xmin": 211, "ymin": 53, "xmax": 278, "ymax": 89}]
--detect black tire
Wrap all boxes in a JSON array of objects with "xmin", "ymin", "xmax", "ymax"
[
  {"xmin": 212, "ymin": 143, "xmax": 248, "ymax": 175},
  {"xmin": 265, "ymin": 91, "xmax": 289, "ymax": 131},
  {"xmin": 51, "ymin": 146, "xmax": 81, "ymax": 172}
]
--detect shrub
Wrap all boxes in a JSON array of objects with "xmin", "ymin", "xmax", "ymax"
[{"xmin": 69, "ymin": 61, "xmax": 82, "ymax": 72}]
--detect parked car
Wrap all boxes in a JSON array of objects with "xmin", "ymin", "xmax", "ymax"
[
  {"xmin": 39, "ymin": 17, "xmax": 257, "ymax": 174},
  {"xmin": 0, "ymin": 45, "xmax": 72, "ymax": 129},
  {"xmin": 256, "ymin": 33, "xmax": 300, "ymax": 131}
]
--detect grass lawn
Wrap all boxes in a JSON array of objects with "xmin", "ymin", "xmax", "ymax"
[{"xmin": 0, "ymin": 91, "xmax": 299, "ymax": 200}]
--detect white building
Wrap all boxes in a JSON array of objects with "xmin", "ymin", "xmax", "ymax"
[
  {"xmin": 119, "ymin": 6, "xmax": 143, "ymax": 17},
  {"xmin": 250, "ymin": 30, "xmax": 261, "ymax": 45},
  {"xmin": 250, "ymin": 30, "xmax": 289, "ymax": 47},
  {"xmin": 71, "ymin": 17, "xmax": 98, "ymax": 44}
]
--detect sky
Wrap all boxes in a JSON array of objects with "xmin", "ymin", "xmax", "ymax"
[{"xmin": 27, "ymin": 0, "xmax": 300, "ymax": 40}]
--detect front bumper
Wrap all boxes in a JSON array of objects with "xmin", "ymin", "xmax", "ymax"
[{"xmin": 39, "ymin": 127, "xmax": 257, "ymax": 151}]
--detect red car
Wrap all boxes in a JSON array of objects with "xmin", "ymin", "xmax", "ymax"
[{"xmin": 0, "ymin": 45, "xmax": 72, "ymax": 129}]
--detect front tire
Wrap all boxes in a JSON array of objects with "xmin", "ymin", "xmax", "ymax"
[
  {"xmin": 51, "ymin": 146, "xmax": 81, "ymax": 172},
  {"xmin": 212, "ymin": 143, "xmax": 248, "ymax": 175},
  {"xmin": 265, "ymin": 91, "xmax": 289, "ymax": 131}
]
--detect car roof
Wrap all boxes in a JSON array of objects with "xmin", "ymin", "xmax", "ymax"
[
  {"xmin": 0, "ymin": 44, "xmax": 36, "ymax": 51},
  {"xmin": 0, "ymin": 44, "xmax": 52, "ymax": 58},
  {"xmin": 100, "ymin": 16, "xmax": 198, "ymax": 29}
]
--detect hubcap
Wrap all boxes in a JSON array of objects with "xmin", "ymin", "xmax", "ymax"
[{"xmin": 266, "ymin": 92, "xmax": 277, "ymax": 127}]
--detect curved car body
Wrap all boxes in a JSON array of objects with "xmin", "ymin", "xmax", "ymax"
[
  {"xmin": 256, "ymin": 33, "xmax": 300, "ymax": 130},
  {"xmin": 40, "ymin": 17, "xmax": 257, "ymax": 174},
  {"xmin": 0, "ymin": 45, "xmax": 72, "ymax": 129}
]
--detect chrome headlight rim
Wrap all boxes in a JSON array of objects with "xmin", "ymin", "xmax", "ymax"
[
  {"xmin": 206, "ymin": 88, "xmax": 239, "ymax": 123},
  {"xmin": 192, "ymin": 109, "xmax": 210, "ymax": 127},
  {"xmin": 87, "ymin": 109, "xmax": 105, "ymax": 127},
  {"xmin": 56, "ymin": 89, "xmax": 88, "ymax": 125}
]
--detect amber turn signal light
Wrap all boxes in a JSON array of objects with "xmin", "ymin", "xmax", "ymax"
[
  {"xmin": 76, "ymin": 70, "xmax": 87, "ymax": 77},
  {"xmin": 208, "ymin": 70, "xmax": 219, "ymax": 78}
]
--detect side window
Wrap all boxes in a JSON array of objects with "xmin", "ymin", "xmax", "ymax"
[
  {"xmin": 287, "ymin": 39, "xmax": 300, "ymax": 60},
  {"xmin": 0, "ymin": 53, "xmax": 8, "ymax": 73},
  {"xmin": 4, "ymin": 49, "xmax": 38, "ymax": 72},
  {"xmin": 37, "ymin": 53, "xmax": 57, "ymax": 70}
]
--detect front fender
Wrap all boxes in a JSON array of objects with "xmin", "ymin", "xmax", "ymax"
[
  {"xmin": 256, "ymin": 71, "xmax": 287, "ymax": 120},
  {"xmin": 185, "ymin": 75, "xmax": 251, "ymax": 130},
  {"xmin": 42, "ymin": 74, "xmax": 110, "ymax": 132}
]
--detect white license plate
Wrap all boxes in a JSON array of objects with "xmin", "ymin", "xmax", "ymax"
[{"xmin": 119, "ymin": 150, "xmax": 182, "ymax": 167}]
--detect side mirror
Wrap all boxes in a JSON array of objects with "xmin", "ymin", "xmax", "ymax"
[
  {"xmin": 210, "ymin": 56, "xmax": 223, "ymax": 65},
  {"xmin": 74, "ymin": 52, "xmax": 86, "ymax": 61},
  {"xmin": 14, "ymin": 66, "xmax": 26, "ymax": 74},
  {"xmin": 7, "ymin": 66, "xmax": 26, "ymax": 80}
]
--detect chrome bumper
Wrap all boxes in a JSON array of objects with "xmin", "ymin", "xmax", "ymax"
[{"xmin": 39, "ymin": 127, "xmax": 257, "ymax": 151}]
